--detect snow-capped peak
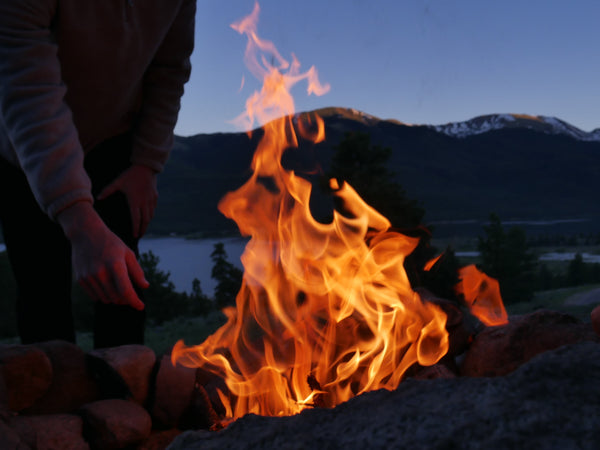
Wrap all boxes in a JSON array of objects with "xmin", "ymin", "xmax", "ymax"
[{"xmin": 431, "ymin": 114, "xmax": 600, "ymax": 142}]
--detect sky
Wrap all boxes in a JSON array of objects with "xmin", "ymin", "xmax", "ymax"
[{"xmin": 175, "ymin": 0, "xmax": 600, "ymax": 136}]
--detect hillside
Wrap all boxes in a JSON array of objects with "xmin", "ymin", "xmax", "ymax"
[{"xmin": 149, "ymin": 108, "xmax": 600, "ymax": 237}]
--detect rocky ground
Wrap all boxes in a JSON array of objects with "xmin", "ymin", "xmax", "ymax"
[{"xmin": 169, "ymin": 342, "xmax": 600, "ymax": 449}]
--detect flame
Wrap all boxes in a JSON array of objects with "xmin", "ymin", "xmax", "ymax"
[
  {"xmin": 423, "ymin": 254, "xmax": 443, "ymax": 272},
  {"xmin": 455, "ymin": 265, "xmax": 508, "ymax": 326},
  {"xmin": 172, "ymin": 3, "xmax": 450, "ymax": 420}
]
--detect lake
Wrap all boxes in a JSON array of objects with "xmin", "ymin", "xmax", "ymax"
[
  {"xmin": 138, "ymin": 236, "xmax": 247, "ymax": 295},
  {"xmin": 141, "ymin": 237, "xmax": 599, "ymax": 295},
  {"xmin": 1, "ymin": 237, "xmax": 599, "ymax": 296}
]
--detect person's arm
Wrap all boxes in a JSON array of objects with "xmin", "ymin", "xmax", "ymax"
[
  {"xmin": 98, "ymin": 0, "xmax": 196, "ymax": 239},
  {"xmin": 130, "ymin": 0, "xmax": 196, "ymax": 173},
  {"xmin": 0, "ymin": 0, "xmax": 93, "ymax": 217},
  {"xmin": 0, "ymin": 0, "xmax": 147, "ymax": 309}
]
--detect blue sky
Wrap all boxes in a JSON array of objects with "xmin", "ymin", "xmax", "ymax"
[{"xmin": 175, "ymin": 0, "xmax": 600, "ymax": 136}]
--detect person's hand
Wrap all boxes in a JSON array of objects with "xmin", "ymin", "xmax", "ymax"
[
  {"xmin": 57, "ymin": 202, "xmax": 148, "ymax": 310},
  {"xmin": 97, "ymin": 164, "xmax": 158, "ymax": 238}
]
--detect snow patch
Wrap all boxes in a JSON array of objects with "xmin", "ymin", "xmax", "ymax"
[{"xmin": 431, "ymin": 114, "xmax": 600, "ymax": 142}]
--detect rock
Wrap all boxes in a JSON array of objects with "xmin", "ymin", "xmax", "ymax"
[
  {"xmin": 137, "ymin": 429, "xmax": 182, "ymax": 450},
  {"xmin": 592, "ymin": 304, "xmax": 600, "ymax": 337},
  {"xmin": 168, "ymin": 342, "xmax": 600, "ymax": 449},
  {"xmin": 80, "ymin": 399, "xmax": 151, "ymax": 449},
  {"xmin": 417, "ymin": 288, "xmax": 475, "ymax": 357},
  {"xmin": 9, "ymin": 414, "xmax": 88, "ymax": 450},
  {"xmin": 87, "ymin": 345, "xmax": 156, "ymax": 405},
  {"xmin": 461, "ymin": 309, "xmax": 599, "ymax": 377},
  {"xmin": 0, "ymin": 420, "xmax": 25, "ymax": 450},
  {"xmin": 150, "ymin": 355, "xmax": 197, "ymax": 428},
  {"xmin": 85, "ymin": 353, "xmax": 131, "ymax": 401},
  {"xmin": 0, "ymin": 344, "xmax": 53, "ymax": 412},
  {"xmin": 25, "ymin": 341, "xmax": 99, "ymax": 414},
  {"xmin": 0, "ymin": 370, "xmax": 9, "ymax": 420},
  {"xmin": 410, "ymin": 363, "xmax": 456, "ymax": 380}
]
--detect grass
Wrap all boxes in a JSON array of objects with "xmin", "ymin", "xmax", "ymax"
[
  {"xmin": 71, "ymin": 311, "xmax": 228, "ymax": 356},
  {"xmin": 144, "ymin": 311, "xmax": 227, "ymax": 356},
  {"xmin": 0, "ymin": 311, "xmax": 228, "ymax": 358},
  {"xmin": 506, "ymin": 283, "xmax": 600, "ymax": 321}
]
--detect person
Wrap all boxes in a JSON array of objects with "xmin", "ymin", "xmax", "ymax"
[{"xmin": 0, "ymin": 0, "xmax": 196, "ymax": 348}]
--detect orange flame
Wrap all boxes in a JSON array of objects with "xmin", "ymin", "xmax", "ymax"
[
  {"xmin": 455, "ymin": 265, "xmax": 508, "ymax": 326},
  {"xmin": 423, "ymin": 253, "xmax": 443, "ymax": 272},
  {"xmin": 172, "ymin": 3, "xmax": 449, "ymax": 419}
]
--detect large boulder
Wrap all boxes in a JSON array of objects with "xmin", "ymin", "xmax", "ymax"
[
  {"xmin": 24, "ymin": 341, "xmax": 99, "ymax": 414},
  {"xmin": 9, "ymin": 414, "xmax": 89, "ymax": 450},
  {"xmin": 0, "ymin": 420, "xmax": 25, "ymax": 450},
  {"xmin": 417, "ymin": 288, "xmax": 475, "ymax": 358},
  {"xmin": 0, "ymin": 344, "xmax": 52, "ymax": 412},
  {"xmin": 150, "ymin": 355, "xmax": 197, "ymax": 428},
  {"xmin": 87, "ymin": 345, "xmax": 156, "ymax": 405},
  {"xmin": 80, "ymin": 399, "xmax": 152, "ymax": 449},
  {"xmin": 461, "ymin": 309, "xmax": 599, "ymax": 377},
  {"xmin": 168, "ymin": 342, "xmax": 600, "ymax": 449},
  {"xmin": 0, "ymin": 370, "xmax": 8, "ymax": 420},
  {"xmin": 137, "ymin": 429, "xmax": 182, "ymax": 450}
]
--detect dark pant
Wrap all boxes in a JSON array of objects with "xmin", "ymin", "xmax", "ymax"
[{"xmin": 0, "ymin": 133, "xmax": 145, "ymax": 348}]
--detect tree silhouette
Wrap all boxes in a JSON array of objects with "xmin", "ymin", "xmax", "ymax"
[
  {"xmin": 325, "ymin": 131, "xmax": 424, "ymax": 229},
  {"xmin": 567, "ymin": 253, "xmax": 586, "ymax": 287},
  {"xmin": 140, "ymin": 250, "xmax": 203, "ymax": 323},
  {"xmin": 478, "ymin": 213, "xmax": 536, "ymax": 303},
  {"xmin": 211, "ymin": 243, "xmax": 243, "ymax": 309}
]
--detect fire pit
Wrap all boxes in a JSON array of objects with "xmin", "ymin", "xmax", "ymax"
[
  {"xmin": 1, "ymin": 318, "xmax": 598, "ymax": 449},
  {"xmin": 169, "ymin": 341, "xmax": 600, "ymax": 449}
]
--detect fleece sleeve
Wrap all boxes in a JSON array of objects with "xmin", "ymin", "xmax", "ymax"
[
  {"xmin": 0, "ymin": 0, "xmax": 93, "ymax": 219},
  {"xmin": 130, "ymin": 0, "xmax": 196, "ymax": 172}
]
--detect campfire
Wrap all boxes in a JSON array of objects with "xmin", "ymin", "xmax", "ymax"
[{"xmin": 171, "ymin": 2, "xmax": 506, "ymax": 421}]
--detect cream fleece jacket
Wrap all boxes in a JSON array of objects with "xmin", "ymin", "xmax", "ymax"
[{"xmin": 0, "ymin": 0, "xmax": 195, "ymax": 218}]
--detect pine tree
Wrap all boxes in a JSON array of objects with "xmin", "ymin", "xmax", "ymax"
[
  {"xmin": 567, "ymin": 253, "xmax": 586, "ymax": 287},
  {"xmin": 478, "ymin": 213, "xmax": 536, "ymax": 303},
  {"xmin": 326, "ymin": 131, "xmax": 424, "ymax": 229},
  {"xmin": 140, "ymin": 250, "xmax": 193, "ymax": 323},
  {"xmin": 211, "ymin": 243, "xmax": 243, "ymax": 309}
]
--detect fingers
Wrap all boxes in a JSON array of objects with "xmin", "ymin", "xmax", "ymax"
[
  {"xmin": 78, "ymin": 256, "xmax": 146, "ymax": 311},
  {"xmin": 111, "ymin": 259, "xmax": 145, "ymax": 311},
  {"xmin": 126, "ymin": 251, "xmax": 150, "ymax": 290},
  {"xmin": 79, "ymin": 273, "xmax": 113, "ymax": 305}
]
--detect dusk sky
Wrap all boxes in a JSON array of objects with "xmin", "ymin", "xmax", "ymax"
[{"xmin": 175, "ymin": 0, "xmax": 600, "ymax": 136}]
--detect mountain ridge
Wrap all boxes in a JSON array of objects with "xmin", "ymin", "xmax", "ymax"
[
  {"xmin": 150, "ymin": 107, "xmax": 600, "ymax": 237},
  {"xmin": 307, "ymin": 107, "xmax": 600, "ymax": 142}
]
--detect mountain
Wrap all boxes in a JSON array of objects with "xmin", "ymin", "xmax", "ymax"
[
  {"xmin": 150, "ymin": 108, "xmax": 600, "ymax": 237},
  {"xmin": 431, "ymin": 113, "xmax": 600, "ymax": 142}
]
